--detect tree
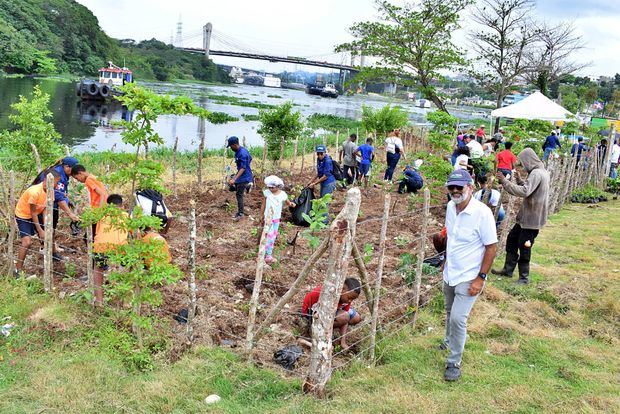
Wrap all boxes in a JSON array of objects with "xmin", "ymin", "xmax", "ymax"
[
  {"xmin": 258, "ymin": 102, "xmax": 304, "ymax": 160},
  {"xmin": 361, "ymin": 104, "xmax": 409, "ymax": 137},
  {"xmin": 336, "ymin": 0, "xmax": 472, "ymax": 113},
  {"xmin": 469, "ymin": 0, "xmax": 538, "ymax": 129}
]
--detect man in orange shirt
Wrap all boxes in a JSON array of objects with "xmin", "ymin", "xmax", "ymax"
[
  {"xmin": 92, "ymin": 194, "xmax": 128, "ymax": 306},
  {"xmin": 14, "ymin": 170, "xmax": 61, "ymax": 277},
  {"xmin": 71, "ymin": 164, "xmax": 107, "ymax": 240},
  {"xmin": 141, "ymin": 228, "xmax": 172, "ymax": 269}
]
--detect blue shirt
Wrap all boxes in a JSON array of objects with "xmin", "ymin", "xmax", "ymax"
[
  {"xmin": 234, "ymin": 147, "xmax": 253, "ymax": 184},
  {"xmin": 317, "ymin": 155, "xmax": 335, "ymax": 184},
  {"xmin": 35, "ymin": 165, "xmax": 69, "ymax": 206},
  {"xmin": 357, "ymin": 144, "xmax": 374, "ymax": 165},
  {"xmin": 543, "ymin": 135, "xmax": 561, "ymax": 150},
  {"xmin": 404, "ymin": 169, "xmax": 423, "ymax": 187},
  {"xmin": 571, "ymin": 143, "xmax": 587, "ymax": 158}
]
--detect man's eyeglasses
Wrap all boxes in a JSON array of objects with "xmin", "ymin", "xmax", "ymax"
[{"xmin": 447, "ymin": 185, "xmax": 464, "ymax": 191}]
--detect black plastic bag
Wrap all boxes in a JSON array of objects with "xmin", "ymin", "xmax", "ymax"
[
  {"xmin": 291, "ymin": 188, "xmax": 314, "ymax": 227},
  {"xmin": 273, "ymin": 345, "xmax": 304, "ymax": 370}
]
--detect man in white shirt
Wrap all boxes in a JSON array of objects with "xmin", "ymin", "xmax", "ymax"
[
  {"xmin": 464, "ymin": 134, "xmax": 484, "ymax": 159},
  {"xmin": 441, "ymin": 169, "xmax": 497, "ymax": 381},
  {"xmin": 609, "ymin": 139, "xmax": 620, "ymax": 179}
]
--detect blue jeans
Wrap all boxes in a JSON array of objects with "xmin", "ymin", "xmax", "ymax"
[
  {"xmin": 496, "ymin": 206, "xmax": 505, "ymax": 229},
  {"xmin": 320, "ymin": 181, "xmax": 336, "ymax": 198},
  {"xmin": 610, "ymin": 163, "xmax": 618, "ymax": 179},
  {"xmin": 543, "ymin": 147, "xmax": 555, "ymax": 161},
  {"xmin": 384, "ymin": 152, "xmax": 401, "ymax": 180},
  {"xmin": 498, "ymin": 168, "xmax": 512, "ymax": 179}
]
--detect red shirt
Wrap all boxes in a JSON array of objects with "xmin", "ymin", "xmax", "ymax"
[
  {"xmin": 301, "ymin": 285, "xmax": 351, "ymax": 315},
  {"xmin": 496, "ymin": 149, "xmax": 517, "ymax": 170},
  {"xmin": 476, "ymin": 128, "xmax": 486, "ymax": 138}
]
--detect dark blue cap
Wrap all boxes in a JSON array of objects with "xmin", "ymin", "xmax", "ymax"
[
  {"xmin": 61, "ymin": 157, "xmax": 79, "ymax": 168},
  {"xmin": 227, "ymin": 136, "xmax": 240, "ymax": 147},
  {"xmin": 445, "ymin": 169, "xmax": 473, "ymax": 187},
  {"xmin": 315, "ymin": 145, "xmax": 326, "ymax": 153}
]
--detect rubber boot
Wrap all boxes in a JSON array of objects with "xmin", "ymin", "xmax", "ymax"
[
  {"xmin": 492, "ymin": 251, "xmax": 518, "ymax": 277},
  {"xmin": 517, "ymin": 262, "xmax": 530, "ymax": 284}
]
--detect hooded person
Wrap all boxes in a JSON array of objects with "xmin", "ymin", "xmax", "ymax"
[{"xmin": 493, "ymin": 148, "xmax": 550, "ymax": 284}]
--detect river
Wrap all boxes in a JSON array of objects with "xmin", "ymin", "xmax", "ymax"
[{"xmin": 0, "ymin": 77, "xmax": 486, "ymax": 152}]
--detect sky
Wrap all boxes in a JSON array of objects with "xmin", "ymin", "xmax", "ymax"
[{"xmin": 76, "ymin": 0, "xmax": 620, "ymax": 78}]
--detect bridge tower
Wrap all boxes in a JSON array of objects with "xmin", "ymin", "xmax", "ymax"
[{"xmin": 203, "ymin": 23, "xmax": 213, "ymax": 61}]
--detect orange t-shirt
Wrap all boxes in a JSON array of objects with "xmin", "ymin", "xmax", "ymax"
[
  {"xmin": 93, "ymin": 212, "xmax": 129, "ymax": 254},
  {"xmin": 15, "ymin": 183, "xmax": 47, "ymax": 219},
  {"xmin": 142, "ymin": 232, "xmax": 171, "ymax": 268},
  {"xmin": 85, "ymin": 175, "xmax": 107, "ymax": 208}
]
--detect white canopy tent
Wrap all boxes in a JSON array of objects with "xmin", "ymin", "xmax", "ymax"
[{"xmin": 491, "ymin": 91, "xmax": 573, "ymax": 121}]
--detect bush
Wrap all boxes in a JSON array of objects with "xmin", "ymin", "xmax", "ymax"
[
  {"xmin": 571, "ymin": 185, "xmax": 609, "ymax": 204},
  {"xmin": 361, "ymin": 104, "xmax": 408, "ymax": 137},
  {"xmin": 426, "ymin": 110, "xmax": 457, "ymax": 132},
  {"xmin": 258, "ymin": 102, "xmax": 305, "ymax": 160}
]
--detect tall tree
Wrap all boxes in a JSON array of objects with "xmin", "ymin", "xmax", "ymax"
[
  {"xmin": 525, "ymin": 21, "xmax": 589, "ymax": 95},
  {"xmin": 469, "ymin": 0, "xmax": 537, "ymax": 128},
  {"xmin": 336, "ymin": 0, "xmax": 472, "ymax": 113}
]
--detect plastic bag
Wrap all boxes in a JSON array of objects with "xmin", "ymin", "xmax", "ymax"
[
  {"xmin": 291, "ymin": 188, "xmax": 314, "ymax": 227},
  {"xmin": 273, "ymin": 345, "xmax": 304, "ymax": 370}
]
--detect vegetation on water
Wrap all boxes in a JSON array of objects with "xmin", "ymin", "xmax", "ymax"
[
  {"xmin": 0, "ymin": 0, "xmax": 228, "ymax": 83},
  {"xmin": 205, "ymin": 93, "xmax": 277, "ymax": 110},
  {"xmin": 1, "ymin": 202, "xmax": 618, "ymax": 412},
  {"xmin": 306, "ymin": 113, "xmax": 362, "ymax": 133}
]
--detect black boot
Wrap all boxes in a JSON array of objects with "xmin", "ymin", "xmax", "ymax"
[
  {"xmin": 517, "ymin": 262, "xmax": 530, "ymax": 284},
  {"xmin": 492, "ymin": 251, "xmax": 518, "ymax": 277}
]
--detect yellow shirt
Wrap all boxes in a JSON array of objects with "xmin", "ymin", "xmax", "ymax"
[
  {"xmin": 15, "ymin": 183, "xmax": 47, "ymax": 219},
  {"xmin": 93, "ymin": 212, "xmax": 129, "ymax": 254},
  {"xmin": 142, "ymin": 232, "xmax": 171, "ymax": 268}
]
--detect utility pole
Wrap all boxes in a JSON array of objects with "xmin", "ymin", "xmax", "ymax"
[{"xmin": 203, "ymin": 22, "xmax": 213, "ymax": 61}]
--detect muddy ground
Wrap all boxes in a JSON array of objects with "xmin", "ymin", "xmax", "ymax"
[{"xmin": 25, "ymin": 170, "xmax": 449, "ymax": 374}]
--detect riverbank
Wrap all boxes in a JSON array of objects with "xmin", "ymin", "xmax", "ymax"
[{"xmin": 1, "ymin": 201, "xmax": 618, "ymax": 413}]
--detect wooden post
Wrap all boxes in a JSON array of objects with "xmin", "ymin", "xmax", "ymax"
[
  {"xmin": 252, "ymin": 237, "xmax": 330, "ymax": 345},
  {"xmin": 7, "ymin": 171, "xmax": 16, "ymax": 276},
  {"xmin": 261, "ymin": 144, "xmax": 268, "ymax": 176},
  {"xmin": 85, "ymin": 220, "xmax": 94, "ymax": 305},
  {"xmin": 187, "ymin": 200, "xmax": 197, "ymax": 343},
  {"xmin": 603, "ymin": 126, "xmax": 615, "ymax": 182},
  {"xmin": 64, "ymin": 145, "xmax": 71, "ymax": 157},
  {"xmin": 300, "ymin": 135, "xmax": 307, "ymax": 174},
  {"xmin": 494, "ymin": 189, "xmax": 504, "ymax": 221},
  {"xmin": 369, "ymin": 192, "xmax": 390, "ymax": 363},
  {"xmin": 412, "ymin": 188, "xmax": 430, "ymax": 324},
  {"xmin": 304, "ymin": 188, "xmax": 361, "ymax": 397},
  {"xmin": 31, "ymin": 144, "xmax": 42, "ymax": 174},
  {"xmin": 221, "ymin": 137, "xmax": 228, "ymax": 190},
  {"xmin": 335, "ymin": 131, "xmax": 340, "ymax": 156},
  {"xmin": 278, "ymin": 137, "xmax": 285, "ymax": 168},
  {"xmin": 197, "ymin": 119, "xmax": 205, "ymax": 186},
  {"xmin": 290, "ymin": 139, "xmax": 298, "ymax": 174},
  {"xmin": 245, "ymin": 207, "xmax": 274, "ymax": 349},
  {"xmin": 242, "ymin": 135, "xmax": 247, "ymax": 148},
  {"xmin": 351, "ymin": 242, "xmax": 374, "ymax": 314},
  {"xmin": 43, "ymin": 173, "xmax": 54, "ymax": 292},
  {"xmin": 172, "ymin": 136, "xmax": 179, "ymax": 196}
]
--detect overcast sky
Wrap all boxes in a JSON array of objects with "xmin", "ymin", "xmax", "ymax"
[{"xmin": 76, "ymin": 0, "xmax": 619, "ymax": 78}]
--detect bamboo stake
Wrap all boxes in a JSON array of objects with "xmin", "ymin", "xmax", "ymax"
[
  {"xmin": 43, "ymin": 173, "xmax": 54, "ymax": 292},
  {"xmin": 351, "ymin": 242, "xmax": 374, "ymax": 314},
  {"xmin": 412, "ymin": 188, "xmax": 430, "ymax": 324},
  {"xmin": 31, "ymin": 144, "xmax": 42, "ymax": 174},
  {"xmin": 172, "ymin": 136, "xmax": 178, "ymax": 196},
  {"xmin": 8, "ymin": 171, "xmax": 16, "ymax": 276},
  {"xmin": 369, "ymin": 192, "xmax": 390, "ymax": 363},
  {"xmin": 187, "ymin": 200, "xmax": 197, "ymax": 344},
  {"xmin": 245, "ymin": 207, "xmax": 274, "ymax": 350},
  {"xmin": 252, "ymin": 237, "xmax": 330, "ymax": 345},
  {"xmin": 304, "ymin": 188, "xmax": 361, "ymax": 397}
]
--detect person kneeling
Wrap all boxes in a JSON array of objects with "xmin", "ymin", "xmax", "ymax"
[
  {"xmin": 301, "ymin": 278, "xmax": 362, "ymax": 350},
  {"xmin": 398, "ymin": 163, "xmax": 424, "ymax": 194}
]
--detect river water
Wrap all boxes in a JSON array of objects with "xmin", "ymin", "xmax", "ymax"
[{"xmin": 0, "ymin": 77, "xmax": 480, "ymax": 152}]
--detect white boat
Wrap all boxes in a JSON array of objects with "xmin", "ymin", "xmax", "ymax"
[
  {"xmin": 321, "ymin": 83, "xmax": 338, "ymax": 98},
  {"xmin": 263, "ymin": 74, "xmax": 281, "ymax": 88}
]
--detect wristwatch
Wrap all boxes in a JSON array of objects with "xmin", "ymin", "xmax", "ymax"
[{"xmin": 478, "ymin": 272, "xmax": 487, "ymax": 280}]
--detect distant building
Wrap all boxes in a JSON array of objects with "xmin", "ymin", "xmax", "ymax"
[{"xmin": 502, "ymin": 93, "xmax": 528, "ymax": 107}]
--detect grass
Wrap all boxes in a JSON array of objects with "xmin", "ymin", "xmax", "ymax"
[{"xmin": 1, "ymin": 202, "xmax": 619, "ymax": 413}]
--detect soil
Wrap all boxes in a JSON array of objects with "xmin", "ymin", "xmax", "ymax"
[{"xmin": 25, "ymin": 170, "xmax": 448, "ymax": 374}]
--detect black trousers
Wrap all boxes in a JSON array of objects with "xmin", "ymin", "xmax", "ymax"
[
  {"xmin": 235, "ymin": 182, "xmax": 250, "ymax": 215},
  {"xmin": 505, "ymin": 223, "xmax": 539, "ymax": 270},
  {"xmin": 398, "ymin": 178, "xmax": 422, "ymax": 194},
  {"xmin": 343, "ymin": 164, "xmax": 357, "ymax": 185}
]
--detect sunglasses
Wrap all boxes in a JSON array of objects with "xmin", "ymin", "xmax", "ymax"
[{"xmin": 447, "ymin": 185, "xmax": 464, "ymax": 191}]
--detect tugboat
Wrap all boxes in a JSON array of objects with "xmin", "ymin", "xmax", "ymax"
[
  {"xmin": 320, "ymin": 83, "xmax": 339, "ymax": 98},
  {"xmin": 305, "ymin": 83, "xmax": 324, "ymax": 96},
  {"xmin": 76, "ymin": 61, "xmax": 133, "ymax": 100}
]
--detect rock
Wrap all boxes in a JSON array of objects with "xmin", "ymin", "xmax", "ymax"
[
  {"xmin": 204, "ymin": 394, "xmax": 221, "ymax": 404},
  {"xmin": 58, "ymin": 291, "xmax": 66, "ymax": 299},
  {"xmin": 26, "ymin": 275, "xmax": 38, "ymax": 281},
  {"xmin": 220, "ymin": 339, "xmax": 235, "ymax": 347}
]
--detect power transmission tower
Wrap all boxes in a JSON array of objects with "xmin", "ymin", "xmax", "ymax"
[{"xmin": 175, "ymin": 15, "xmax": 183, "ymax": 47}]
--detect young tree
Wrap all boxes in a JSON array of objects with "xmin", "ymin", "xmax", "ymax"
[
  {"xmin": 257, "ymin": 101, "xmax": 304, "ymax": 159},
  {"xmin": 469, "ymin": 0, "xmax": 538, "ymax": 128},
  {"xmin": 336, "ymin": 0, "xmax": 472, "ymax": 113},
  {"xmin": 361, "ymin": 104, "xmax": 409, "ymax": 137}
]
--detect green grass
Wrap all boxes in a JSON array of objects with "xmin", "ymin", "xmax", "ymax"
[{"xmin": 1, "ymin": 203, "xmax": 619, "ymax": 413}]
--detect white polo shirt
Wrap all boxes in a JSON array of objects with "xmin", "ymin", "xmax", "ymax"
[{"xmin": 443, "ymin": 197, "xmax": 498, "ymax": 286}]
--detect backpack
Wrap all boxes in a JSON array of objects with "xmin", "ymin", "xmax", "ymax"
[
  {"xmin": 135, "ymin": 189, "xmax": 169, "ymax": 225},
  {"xmin": 385, "ymin": 137, "xmax": 396, "ymax": 154},
  {"xmin": 291, "ymin": 187, "xmax": 314, "ymax": 226},
  {"xmin": 331, "ymin": 160, "xmax": 344, "ymax": 181}
]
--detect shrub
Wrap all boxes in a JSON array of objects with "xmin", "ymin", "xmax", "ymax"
[
  {"xmin": 426, "ymin": 110, "xmax": 457, "ymax": 132},
  {"xmin": 361, "ymin": 104, "xmax": 409, "ymax": 137},
  {"xmin": 258, "ymin": 102, "xmax": 305, "ymax": 160}
]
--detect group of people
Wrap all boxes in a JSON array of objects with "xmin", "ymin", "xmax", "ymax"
[{"xmin": 14, "ymin": 157, "xmax": 172, "ymax": 306}]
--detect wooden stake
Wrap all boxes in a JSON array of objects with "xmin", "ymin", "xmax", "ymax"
[
  {"xmin": 85, "ymin": 218, "xmax": 94, "ymax": 305},
  {"xmin": 304, "ymin": 188, "xmax": 361, "ymax": 397},
  {"xmin": 221, "ymin": 137, "xmax": 228, "ymax": 190},
  {"xmin": 245, "ymin": 207, "xmax": 274, "ymax": 349},
  {"xmin": 31, "ymin": 144, "xmax": 42, "ymax": 174},
  {"xmin": 197, "ymin": 119, "xmax": 205, "ymax": 186},
  {"xmin": 278, "ymin": 137, "xmax": 285, "ymax": 168},
  {"xmin": 261, "ymin": 143, "xmax": 268, "ymax": 176},
  {"xmin": 172, "ymin": 136, "xmax": 179, "ymax": 196},
  {"xmin": 252, "ymin": 237, "xmax": 330, "ymax": 345},
  {"xmin": 8, "ymin": 171, "xmax": 16, "ymax": 276},
  {"xmin": 187, "ymin": 200, "xmax": 197, "ymax": 343},
  {"xmin": 64, "ymin": 145, "xmax": 71, "ymax": 157},
  {"xmin": 335, "ymin": 131, "xmax": 340, "ymax": 156},
  {"xmin": 300, "ymin": 135, "xmax": 307, "ymax": 174},
  {"xmin": 412, "ymin": 188, "xmax": 430, "ymax": 324},
  {"xmin": 369, "ymin": 192, "xmax": 390, "ymax": 363},
  {"xmin": 290, "ymin": 139, "xmax": 298, "ymax": 174},
  {"xmin": 243, "ymin": 135, "xmax": 247, "ymax": 148},
  {"xmin": 351, "ymin": 242, "xmax": 374, "ymax": 314},
  {"xmin": 43, "ymin": 173, "xmax": 54, "ymax": 292}
]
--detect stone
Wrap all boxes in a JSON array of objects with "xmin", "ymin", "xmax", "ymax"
[{"xmin": 204, "ymin": 394, "xmax": 221, "ymax": 404}]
